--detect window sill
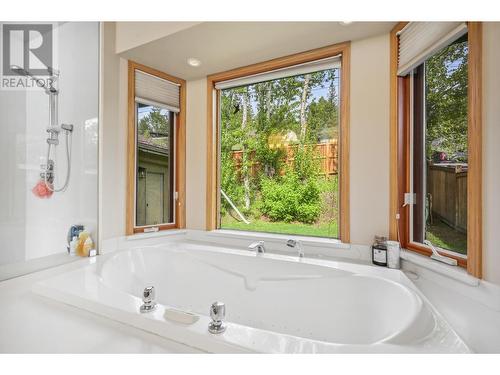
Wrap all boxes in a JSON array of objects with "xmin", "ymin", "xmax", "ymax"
[
  {"xmin": 206, "ymin": 229, "xmax": 350, "ymax": 249},
  {"xmin": 400, "ymin": 249, "xmax": 479, "ymax": 286},
  {"xmin": 125, "ymin": 229, "xmax": 188, "ymax": 241}
]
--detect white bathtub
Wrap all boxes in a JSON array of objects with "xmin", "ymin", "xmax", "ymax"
[{"xmin": 33, "ymin": 239, "xmax": 469, "ymax": 353}]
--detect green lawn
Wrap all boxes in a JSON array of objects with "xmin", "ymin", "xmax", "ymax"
[
  {"xmin": 426, "ymin": 219, "xmax": 467, "ymax": 255},
  {"xmin": 221, "ymin": 215, "xmax": 338, "ymax": 238}
]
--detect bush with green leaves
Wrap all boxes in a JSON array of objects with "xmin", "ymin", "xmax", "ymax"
[
  {"xmin": 220, "ymin": 152, "xmax": 245, "ymax": 216},
  {"xmin": 260, "ymin": 172, "xmax": 321, "ymax": 224},
  {"xmin": 292, "ymin": 145, "xmax": 320, "ymax": 181}
]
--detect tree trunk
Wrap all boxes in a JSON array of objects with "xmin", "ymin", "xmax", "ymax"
[
  {"xmin": 241, "ymin": 90, "xmax": 251, "ymax": 210},
  {"xmin": 266, "ymin": 82, "xmax": 272, "ymax": 121},
  {"xmin": 300, "ymin": 74, "xmax": 311, "ymax": 141}
]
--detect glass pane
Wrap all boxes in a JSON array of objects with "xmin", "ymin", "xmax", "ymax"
[
  {"xmin": 219, "ymin": 68, "xmax": 340, "ymax": 238},
  {"xmin": 135, "ymin": 103, "xmax": 174, "ymax": 226},
  {"xmin": 0, "ymin": 22, "xmax": 99, "ymax": 279},
  {"xmin": 411, "ymin": 35, "xmax": 468, "ymax": 255}
]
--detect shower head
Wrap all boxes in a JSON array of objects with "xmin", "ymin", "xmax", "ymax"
[
  {"xmin": 10, "ymin": 65, "xmax": 31, "ymax": 77},
  {"xmin": 9, "ymin": 65, "xmax": 58, "ymax": 94},
  {"xmin": 10, "ymin": 65, "xmax": 59, "ymax": 77}
]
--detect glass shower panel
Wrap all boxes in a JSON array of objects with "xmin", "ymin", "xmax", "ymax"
[{"xmin": 0, "ymin": 22, "xmax": 99, "ymax": 278}]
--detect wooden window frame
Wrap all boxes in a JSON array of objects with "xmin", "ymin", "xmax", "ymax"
[
  {"xmin": 205, "ymin": 42, "xmax": 351, "ymax": 242},
  {"xmin": 389, "ymin": 22, "xmax": 483, "ymax": 277},
  {"xmin": 126, "ymin": 60, "xmax": 186, "ymax": 235}
]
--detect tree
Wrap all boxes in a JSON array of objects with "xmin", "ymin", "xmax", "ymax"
[
  {"xmin": 138, "ymin": 108, "xmax": 169, "ymax": 135},
  {"xmin": 219, "ymin": 68, "xmax": 340, "ymax": 221},
  {"xmin": 425, "ymin": 38, "xmax": 468, "ymax": 159},
  {"xmin": 298, "ymin": 71, "xmax": 327, "ymax": 143},
  {"xmin": 307, "ymin": 97, "xmax": 338, "ymax": 142}
]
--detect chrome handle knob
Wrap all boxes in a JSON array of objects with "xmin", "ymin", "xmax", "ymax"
[
  {"xmin": 143, "ymin": 286, "xmax": 155, "ymax": 303},
  {"xmin": 140, "ymin": 286, "xmax": 157, "ymax": 313},
  {"xmin": 208, "ymin": 301, "xmax": 226, "ymax": 334},
  {"xmin": 210, "ymin": 301, "xmax": 225, "ymax": 322}
]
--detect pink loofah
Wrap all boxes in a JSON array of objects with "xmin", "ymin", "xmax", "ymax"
[{"xmin": 32, "ymin": 180, "xmax": 54, "ymax": 198}]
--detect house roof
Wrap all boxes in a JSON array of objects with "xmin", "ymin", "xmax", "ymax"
[{"xmin": 138, "ymin": 134, "xmax": 169, "ymax": 156}]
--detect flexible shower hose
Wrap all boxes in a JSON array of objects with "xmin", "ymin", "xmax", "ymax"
[{"xmin": 44, "ymin": 129, "xmax": 72, "ymax": 192}]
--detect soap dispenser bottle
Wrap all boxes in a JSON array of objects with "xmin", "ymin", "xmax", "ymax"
[
  {"xmin": 69, "ymin": 236, "xmax": 78, "ymax": 256},
  {"xmin": 372, "ymin": 235, "xmax": 388, "ymax": 267}
]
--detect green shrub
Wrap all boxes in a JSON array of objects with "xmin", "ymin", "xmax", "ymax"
[
  {"xmin": 293, "ymin": 146, "xmax": 320, "ymax": 181},
  {"xmin": 260, "ymin": 173, "xmax": 321, "ymax": 224},
  {"xmin": 220, "ymin": 153, "xmax": 245, "ymax": 215}
]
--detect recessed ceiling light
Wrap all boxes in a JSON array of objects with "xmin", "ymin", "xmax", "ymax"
[
  {"xmin": 187, "ymin": 58, "xmax": 201, "ymax": 67},
  {"xmin": 339, "ymin": 21, "xmax": 354, "ymax": 26}
]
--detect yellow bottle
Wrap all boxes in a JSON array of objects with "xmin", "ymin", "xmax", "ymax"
[
  {"xmin": 76, "ymin": 231, "xmax": 91, "ymax": 257},
  {"xmin": 82, "ymin": 236, "xmax": 94, "ymax": 257}
]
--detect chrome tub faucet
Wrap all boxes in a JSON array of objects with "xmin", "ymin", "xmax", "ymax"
[
  {"xmin": 287, "ymin": 239, "xmax": 304, "ymax": 258},
  {"xmin": 248, "ymin": 240, "xmax": 266, "ymax": 254}
]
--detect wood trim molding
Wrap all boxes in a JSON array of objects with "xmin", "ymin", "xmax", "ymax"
[
  {"xmin": 339, "ymin": 44, "xmax": 350, "ymax": 243},
  {"xmin": 389, "ymin": 22, "xmax": 483, "ymax": 277},
  {"xmin": 206, "ymin": 42, "xmax": 351, "ymax": 242},
  {"xmin": 466, "ymin": 22, "xmax": 483, "ymax": 278},
  {"xmin": 205, "ymin": 78, "xmax": 217, "ymax": 231},
  {"xmin": 389, "ymin": 22, "xmax": 408, "ymax": 241},
  {"xmin": 126, "ymin": 60, "xmax": 186, "ymax": 235}
]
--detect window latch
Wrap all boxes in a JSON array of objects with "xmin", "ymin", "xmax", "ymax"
[
  {"xmin": 175, "ymin": 191, "xmax": 179, "ymax": 201},
  {"xmin": 403, "ymin": 193, "xmax": 416, "ymax": 206}
]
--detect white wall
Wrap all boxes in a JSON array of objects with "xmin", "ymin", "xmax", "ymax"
[
  {"xmin": 350, "ymin": 34, "xmax": 390, "ymax": 244},
  {"xmin": 115, "ymin": 22, "xmax": 200, "ymax": 54},
  {"xmin": 0, "ymin": 22, "xmax": 99, "ymax": 264},
  {"xmin": 100, "ymin": 22, "xmax": 128, "ymax": 241},
  {"xmin": 482, "ymin": 22, "xmax": 500, "ymax": 284},
  {"xmin": 185, "ymin": 79, "xmax": 207, "ymax": 230}
]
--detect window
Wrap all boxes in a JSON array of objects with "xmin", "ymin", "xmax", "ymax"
[
  {"xmin": 127, "ymin": 61, "xmax": 186, "ymax": 234},
  {"xmin": 390, "ymin": 23, "xmax": 482, "ymax": 276},
  {"xmin": 410, "ymin": 35, "xmax": 468, "ymax": 256},
  {"xmin": 206, "ymin": 43, "xmax": 351, "ymax": 241},
  {"xmin": 135, "ymin": 103, "xmax": 175, "ymax": 226}
]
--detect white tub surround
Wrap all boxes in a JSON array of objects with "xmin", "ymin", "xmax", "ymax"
[
  {"xmin": 33, "ymin": 237, "xmax": 469, "ymax": 353},
  {"xmin": 401, "ymin": 250, "xmax": 479, "ymax": 287},
  {"xmin": 400, "ymin": 249, "xmax": 500, "ymax": 353},
  {"xmin": 101, "ymin": 229, "xmax": 371, "ymax": 263},
  {"xmin": 0, "ymin": 257, "xmax": 201, "ymax": 353}
]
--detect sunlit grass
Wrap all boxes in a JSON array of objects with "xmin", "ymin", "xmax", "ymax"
[
  {"xmin": 426, "ymin": 219, "xmax": 467, "ymax": 255},
  {"xmin": 220, "ymin": 215, "xmax": 338, "ymax": 238}
]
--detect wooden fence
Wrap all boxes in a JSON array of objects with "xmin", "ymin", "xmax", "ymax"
[
  {"xmin": 230, "ymin": 140, "xmax": 338, "ymax": 177},
  {"xmin": 427, "ymin": 163, "xmax": 467, "ymax": 232}
]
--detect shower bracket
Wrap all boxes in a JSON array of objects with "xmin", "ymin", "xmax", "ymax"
[
  {"xmin": 46, "ymin": 127, "xmax": 60, "ymax": 145},
  {"xmin": 46, "ymin": 123, "xmax": 73, "ymax": 145}
]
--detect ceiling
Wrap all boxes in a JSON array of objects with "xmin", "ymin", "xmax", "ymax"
[{"xmin": 119, "ymin": 22, "xmax": 396, "ymax": 81}]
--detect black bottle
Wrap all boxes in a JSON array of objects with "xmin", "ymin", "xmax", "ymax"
[{"xmin": 372, "ymin": 235, "xmax": 388, "ymax": 267}]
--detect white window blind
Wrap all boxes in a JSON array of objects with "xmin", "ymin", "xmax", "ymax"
[
  {"xmin": 215, "ymin": 55, "xmax": 341, "ymax": 90},
  {"xmin": 397, "ymin": 22, "xmax": 467, "ymax": 76},
  {"xmin": 135, "ymin": 70, "xmax": 180, "ymax": 113}
]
